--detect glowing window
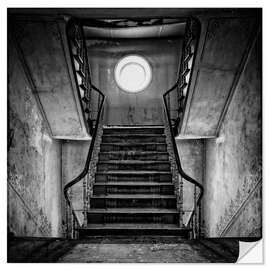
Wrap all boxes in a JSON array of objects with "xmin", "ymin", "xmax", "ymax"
[{"xmin": 114, "ymin": 55, "xmax": 152, "ymax": 93}]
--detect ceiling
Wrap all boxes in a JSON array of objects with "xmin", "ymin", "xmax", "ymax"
[{"xmin": 83, "ymin": 20, "xmax": 186, "ymax": 39}]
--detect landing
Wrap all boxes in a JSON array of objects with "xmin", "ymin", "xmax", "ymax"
[
  {"xmin": 59, "ymin": 242, "xmax": 209, "ymax": 263},
  {"xmin": 8, "ymin": 236, "xmax": 240, "ymax": 263}
]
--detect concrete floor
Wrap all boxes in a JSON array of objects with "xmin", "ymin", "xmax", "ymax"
[
  {"xmin": 8, "ymin": 236, "xmax": 240, "ymax": 263},
  {"xmin": 57, "ymin": 237, "xmax": 239, "ymax": 263},
  {"xmin": 59, "ymin": 242, "xmax": 212, "ymax": 263}
]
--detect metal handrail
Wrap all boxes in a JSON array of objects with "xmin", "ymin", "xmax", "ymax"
[
  {"xmin": 64, "ymin": 88, "xmax": 105, "ymax": 234},
  {"xmin": 163, "ymin": 92, "xmax": 203, "ymax": 232}
]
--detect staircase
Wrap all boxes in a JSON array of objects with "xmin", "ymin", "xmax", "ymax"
[{"xmin": 78, "ymin": 126, "xmax": 191, "ymax": 238}]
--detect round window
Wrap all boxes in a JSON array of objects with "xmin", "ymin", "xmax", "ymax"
[{"xmin": 114, "ymin": 55, "xmax": 152, "ymax": 93}]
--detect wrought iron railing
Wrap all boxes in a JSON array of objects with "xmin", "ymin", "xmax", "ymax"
[
  {"xmin": 166, "ymin": 17, "xmax": 200, "ymax": 136},
  {"xmin": 66, "ymin": 18, "xmax": 99, "ymax": 135},
  {"xmin": 163, "ymin": 17, "xmax": 202, "ymax": 238},
  {"xmin": 64, "ymin": 18, "xmax": 106, "ymax": 238},
  {"xmin": 163, "ymin": 94, "xmax": 203, "ymax": 238},
  {"xmin": 64, "ymin": 90, "xmax": 105, "ymax": 238}
]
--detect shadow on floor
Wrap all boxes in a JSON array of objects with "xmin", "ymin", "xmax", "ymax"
[{"xmin": 7, "ymin": 235, "xmax": 260, "ymax": 263}]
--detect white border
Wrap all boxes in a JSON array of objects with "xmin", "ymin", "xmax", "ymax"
[{"xmin": 1, "ymin": 1, "xmax": 269, "ymax": 269}]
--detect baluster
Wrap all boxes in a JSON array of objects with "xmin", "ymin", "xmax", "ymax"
[
  {"xmin": 83, "ymin": 175, "xmax": 87, "ymax": 227},
  {"xmin": 72, "ymin": 212, "xmax": 75, "ymax": 239},
  {"xmin": 198, "ymin": 199, "xmax": 201, "ymax": 238},
  {"xmin": 87, "ymin": 170, "xmax": 91, "ymax": 211},
  {"xmin": 66, "ymin": 201, "xmax": 70, "ymax": 238},
  {"xmin": 179, "ymin": 175, "xmax": 183, "ymax": 228},
  {"xmin": 194, "ymin": 185, "xmax": 197, "ymax": 238}
]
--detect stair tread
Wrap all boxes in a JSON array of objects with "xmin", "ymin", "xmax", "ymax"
[
  {"xmin": 96, "ymin": 171, "xmax": 172, "ymax": 175},
  {"xmin": 101, "ymin": 142, "xmax": 166, "ymax": 145},
  {"xmin": 100, "ymin": 151, "xmax": 168, "ymax": 154},
  {"xmin": 92, "ymin": 194, "xmax": 175, "ymax": 199},
  {"xmin": 98, "ymin": 160, "xmax": 170, "ymax": 164},
  {"xmin": 79, "ymin": 223, "xmax": 186, "ymax": 230},
  {"xmin": 87, "ymin": 208, "xmax": 178, "ymax": 214},
  {"xmin": 103, "ymin": 126, "xmax": 164, "ymax": 129},
  {"xmin": 102, "ymin": 134, "xmax": 165, "ymax": 137},
  {"xmin": 94, "ymin": 182, "xmax": 173, "ymax": 186}
]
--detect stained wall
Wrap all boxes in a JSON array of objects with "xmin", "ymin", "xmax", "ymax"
[
  {"xmin": 87, "ymin": 38, "xmax": 182, "ymax": 125},
  {"xmin": 203, "ymin": 33, "xmax": 262, "ymax": 237},
  {"xmin": 61, "ymin": 140, "xmax": 91, "ymax": 225},
  {"xmin": 8, "ymin": 37, "xmax": 63, "ymax": 237},
  {"xmin": 176, "ymin": 139, "xmax": 204, "ymax": 224}
]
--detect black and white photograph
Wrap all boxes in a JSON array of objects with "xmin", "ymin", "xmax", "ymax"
[{"xmin": 4, "ymin": 5, "xmax": 265, "ymax": 264}]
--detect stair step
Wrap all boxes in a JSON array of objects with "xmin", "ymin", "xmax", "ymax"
[
  {"xmin": 91, "ymin": 196, "xmax": 176, "ymax": 208},
  {"xmin": 84, "ymin": 124, "xmax": 182, "ymax": 236},
  {"xmin": 102, "ymin": 134, "xmax": 166, "ymax": 143},
  {"xmin": 93, "ymin": 182, "xmax": 174, "ymax": 195},
  {"xmin": 87, "ymin": 208, "xmax": 179, "ymax": 224},
  {"xmin": 100, "ymin": 143, "xmax": 167, "ymax": 152},
  {"xmin": 88, "ymin": 208, "xmax": 178, "ymax": 214},
  {"xmin": 103, "ymin": 126, "xmax": 164, "ymax": 135},
  {"xmin": 99, "ymin": 151, "xmax": 169, "ymax": 161},
  {"xmin": 97, "ymin": 161, "xmax": 171, "ymax": 172},
  {"xmin": 95, "ymin": 171, "xmax": 172, "ymax": 182},
  {"xmin": 77, "ymin": 223, "xmax": 190, "ymax": 236},
  {"xmin": 93, "ymin": 193, "xmax": 174, "ymax": 197},
  {"xmin": 94, "ymin": 182, "xmax": 174, "ymax": 186}
]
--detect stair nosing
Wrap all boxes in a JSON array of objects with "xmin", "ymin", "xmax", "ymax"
[
  {"xmin": 101, "ymin": 142, "xmax": 167, "ymax": 146},
  {"xmin": 91, "ymin": 194, "xmax": 175, "ymax": 199},
  {"xmin": 103, "ymin": 126, "xmax": 164, "ymax": 129},
  {"xmin": 78, "ymin": 223, "xmax": 188, "ymax": 230},
  {"xmin": 102, "ymin": 133, "xmax": 166, "ymax": 138},
  {"xmin": 96, "ymin": 171, "xmax": 172, "ymax": 175},
  {"xmin": 98, "ymin": 160, "xmax": 171, "ymax": 164},
  {"xmin": 99, "ymin": 151, "xmax": 168, "ymax": 154},
  {"xmin": 93, "ymin": 182, "xmax": 174, "ymax": 186},
  {"xmin": 87, "ymin": 208, "xmax": 178, "ymax": 214}
]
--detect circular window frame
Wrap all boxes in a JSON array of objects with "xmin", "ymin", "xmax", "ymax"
[{"xmin": 114, "ymin": 54, "xmax": 152, "ymax": 93}]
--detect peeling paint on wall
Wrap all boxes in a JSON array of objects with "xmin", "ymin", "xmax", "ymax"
[
  {"xmin": 203, "ymin": 34, "xmax": 262, "ymax": 237},
  {"xmin": 8, "ymin": 37, "xmax": 63, "ymax": 237}
]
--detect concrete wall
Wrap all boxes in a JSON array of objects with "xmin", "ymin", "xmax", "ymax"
[
  {"xmin": 203, "ymin": 33, "xmax": 262, "ymax": 237},
  {"xmin": 87, "ymin": 38, "xmax": 182, "ymax": 125},
  {"xmin": 181, "ymin": 16, "xmax": 258, "ymax": 137},
  {"xmin": 61, "ymin": 140, "xmax": 91, "ymax": 225},
  {"xmin": 10, "ymin": 18, "xmax": 90, "ymax": 139},
  {"xmin": 8, "ymin": 37, "xmax": 63, "ymax": 237},
  {"xmin": 176, "ymin": 139, "xmax": 204, "ymax": 224}
]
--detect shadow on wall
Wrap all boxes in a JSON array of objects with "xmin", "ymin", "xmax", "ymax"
[{"xmin": 203, "ymin": 33, "xmax": 262, "ymax": 238}]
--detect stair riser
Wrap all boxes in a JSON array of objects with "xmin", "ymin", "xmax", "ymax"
[
  {"xmin": 99, "ymin": 152, "xmax": 169, "ymax": 161},
  {"xmin": 95, "ymin": 174, "xmax": 172, "ymax": 182},
  {"xmin": 78, "ymin": 229, "xmax": 189, "ymax": 237},
  {"xmin": 103, "ymin": 128, "xmax": 164, "ymax": 135},
  {"xmin": 102, "ymin": 136, "xmax": 166, "ymax": 143},
  {"xmin": 100, "ymin": 144, "xmax": 167, "ymax": 152},
  {"xmin": 93, "ymin": 185, "xmax": 174, "ymax": 195},
  {"xmin": 97, "ymin": 163, "xmax": 171, "ymax": 172},
  {"xmin": 87, "ymin": 213, "xmax": 178, "ymax": 224},
  {"xmin": 90, "ymin": 198, "xmax": 176, "ymax": 208}
]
